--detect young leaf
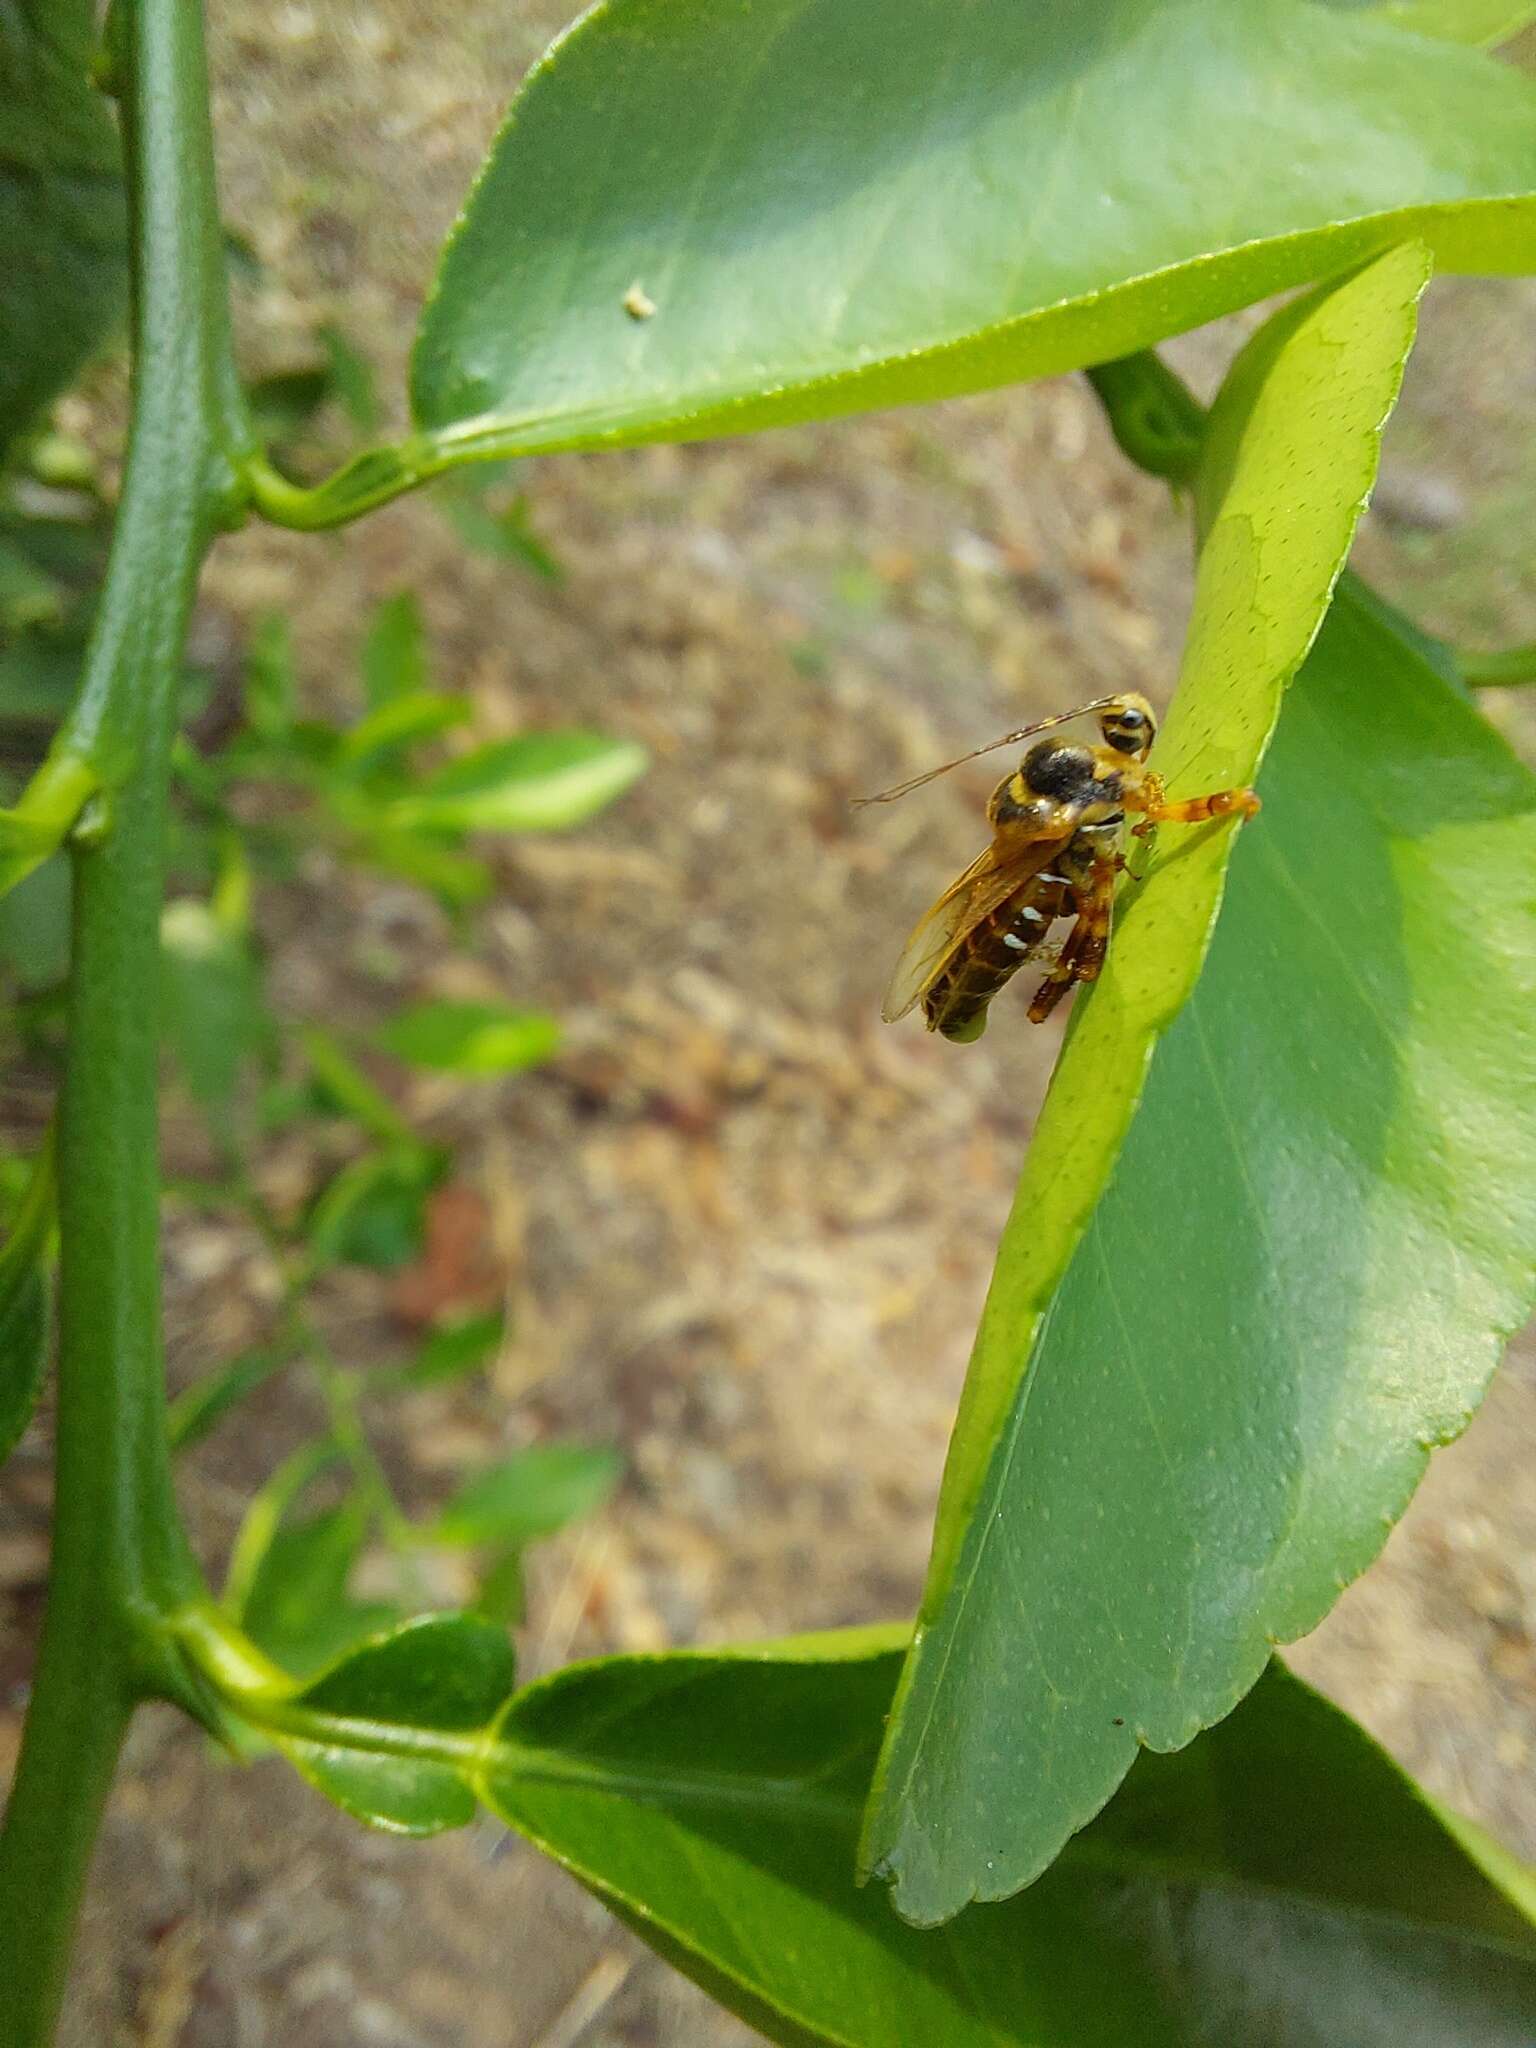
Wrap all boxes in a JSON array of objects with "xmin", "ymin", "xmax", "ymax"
[
  {"xmin": 0, "ymin": 1143, "xmax": 53, "ymax": 1466},
  {"xmin": 432, "ymin": 1443, "xmax": 621, "ymax": 1548},
  {"xmin": 361, "ymin": 592, "xmax": 428, "ymax": 709},
  {"xmin": 0, "ymin": 854, "xmax": 72, "ymax": 991},
  {"xmin": 409, "ymin": 0, "xmax": 1536, "ymax": 460},
  {"xmin": 238, "ymin": 1497, "xmax": 396, "ymax": 1681},
  {"xmin": 346, "ymin": 829, "xmax": 494, "ymax": 910},
  {"xmin": 471, "ymin": 1547, "xmax": 525, "ymax": 1627},
  {"xmin": 859, "ymin": 244, "xmax": 1436, "ymax": 1924},
  {"xmin": 0, "ymin": 536, "xmax": 66, "ymax": 631},
  {"xmin": 298, "ymin": 1024, "xmax": 421, "ymax": 1148},
  {"xmin": 243, "ymin": 612, "xmax": 296, "ymax": 737},
  {"xmin": 246, "ymin": 365, "xmax": 333, "ymax": 448},
  {"xmin": 270, "ymin": 1614, "xmax": 515, "ymax": 1834},
  {"xmin": 335, "ymin": 690, "xmax": 469, "ymax": 773},
  {"xmin": 439, "ymin": 476, "xmax": 566, "ymax": 581},
  {"xmin": 160, "ymin": 897, "xmax": 269, "ymax": 1161},
  {"xmin": 384, "ymin": 732, "xmax": 646, "ymax": 835},
  {"xmin": 478, "ymin": 1637, "xmax": 1536, "ymax": 2048},
  {"xmin": 864, "ymin": 570, "xmax": 1536, "ymax": 1923},
  {"xmin": 0, "ymin": 0, "xmax": 127, "ymax": 456},
  {"xmin": 394, "ymin": 1309, "xmax": 505, "ymax": 1389},
  {"xmin": 167, "ymin": 1346, "xmax": 291, "ymax": 1454},
  {"xmin": 374, "ymin": 999, "xmax": 561, "ymax": 1077},
  {"xmin": 0, "ymin": 1265, "xmax": 48, "ymax": 1470},
  {"xmin": 319, "ymin": 323, "xmax": 379, "ymax": 433},
  {"xmin": 305, "ymin": 1146, "xmax": 442, "ymax": 1272},
  {"xmin": 0, "ymin": 629, "xmax": 90, "ymax": 732},
  {"xmin": 223, "ymin": 1439, "xmax": 397, "ymax": 1681}
]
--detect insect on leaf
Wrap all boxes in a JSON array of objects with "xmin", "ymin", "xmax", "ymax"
[{"xmin": 862, "ymin": 271, "xmax": 1536, "ymax": 1916}]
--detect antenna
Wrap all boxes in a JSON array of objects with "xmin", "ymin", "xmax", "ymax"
[{"xmin": 852, "ymin": 696, "xmax": 1124, "ymax": 807}]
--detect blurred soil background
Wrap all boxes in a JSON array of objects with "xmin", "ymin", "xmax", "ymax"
[{"xmin": 2, "ymin": 3, "xmax": 1536, "ymax": 2043}]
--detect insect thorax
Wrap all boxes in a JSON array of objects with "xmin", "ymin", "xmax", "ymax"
[{"xmin": 989, "ymin": 739, "xmax": 1124, "ymax": 829}]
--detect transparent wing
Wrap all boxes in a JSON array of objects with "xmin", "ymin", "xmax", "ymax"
[{"xmin": 881, "ymin": 834, "xmax": 1068, "ymax": 1023}]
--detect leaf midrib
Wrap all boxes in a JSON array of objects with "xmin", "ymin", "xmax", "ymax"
[
  {"xmin": 414, "ymin": 195, "xmax": 1531, "ymax": 456},
  {"xmin": 248, "ymin": 1692, "xmax": 1534, "ymax": 1961}
]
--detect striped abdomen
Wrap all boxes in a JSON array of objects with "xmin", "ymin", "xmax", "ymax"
[{"xmin": 923, "ymin": 873, "xmax": 1070, "ymax": 1042}]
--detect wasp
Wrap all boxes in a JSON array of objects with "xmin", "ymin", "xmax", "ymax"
[{"xmin": 857, "ymin": 693, "xmax": 1259, "ymax": 1041}]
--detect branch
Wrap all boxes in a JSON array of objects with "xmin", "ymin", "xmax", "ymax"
[{"xmin": 0, "ymin": 0, "xmax": 245, "ymax": 2035}]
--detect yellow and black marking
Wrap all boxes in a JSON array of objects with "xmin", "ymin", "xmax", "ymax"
[{"xmin": 863, "ymin": 692, "xmax": 1259, "ymax": 1041}]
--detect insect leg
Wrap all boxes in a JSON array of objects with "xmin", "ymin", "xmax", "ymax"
[
  {"xmin": 1127, "ymin": 784, "xmax": 1260, "ymax": 836},
  {"xmin": 1069, "ymin": 852, "xmax": 1118, "ymax": 983},
  {"xmin": 1027, "ymin": 853, "xmax": 1117, "ymax": 1023}
]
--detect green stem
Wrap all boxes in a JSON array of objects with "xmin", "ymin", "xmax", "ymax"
[
  {"xmin": 1456, "ymin": 640, "xmax": 1536, "ymax": 688},
  {"xmin": 1084, "ymin": 351, "xmax": 1207, "ymax": 486},
  {"xmin": 245, "ymin": 440, "xmax": 448, "ymax": 530},
  {"xmin": 0, "ymin": 0, "xmax": 243, "ymax": 2037},
  {"xmin": 242, "ymin": 409, "xmax": 537, "ymax": 531}
]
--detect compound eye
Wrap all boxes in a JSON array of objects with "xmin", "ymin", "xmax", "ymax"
[{"xmin": 1105, "ymin": 703, "xmax": 1153, "ymax": 754}]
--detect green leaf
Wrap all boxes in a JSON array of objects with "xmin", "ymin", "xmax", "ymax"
[
  {"xmin": 1456, "ymin": 639, "xmax": 1536, "ymax": 689},
  {"xmin": 375, "ymin": 999, "xmax": 561, "ymax": 1077},
  {"xmin": 225, "ymin": 1441, "xmax": 403, "ymax": 1679},
  {"xmin": 336, "ymin": 690, "xmax": 469, "ymax": 772},
  {"xmin": 246, "ymin": 364, "xmax": 332, "ymax": 448},
  {"xmin": 299, "ymin": 1023, "xmax": 421, "ymax": 1148},
  {"xmin": 385, "ymin": 732, "xmax": 646, "ymax": 835},
  {"xmin": 0, "ymin": 1262, "xmax": 48, "ymax": 1467},
  {"xmin": 319, "ymin": 323, "xmax": 379, "ymax": 433},
  {"xmin": 223, "ymin": 1439, "xmax": 398, "ymax": 1682},
  {"xmin": 0, "ymin": 535, "xmax": 66, "ymax": 631},
  {"xmin": 243, "ymin": 612, "xmax": 296, "ymax": 738},
  {"xmin": 273, "ymin": 1614, "xmax": 515, "ymax": 1835},
  {"xmin": 471, "ymin": 1546, "xmax": 526, "ymax": 1626},
  {"xmin": 0, "ymin": 630, "xmax": 88, "ymax": 731},
  {"xmin": 439, "ymin": 476, "xmax": 566, "ymax": 581},
  {"xmin": 0, "ymin": 853, "xmax": 71, "ymax": 991},
  {"xmin": 167, "ymin": 1346, "xmax": 290, "ymax": 1454},
  {"xmin": 1374, "ymin": 2, "xmax": 1536, "ymax": 44},
  {"xmin": 860, "ymin": 245, "xmax": 1433, "ymax": 1923},
  {"xmin": 305, "ymin": 1146, "xmax": 442, "ymax": 1272},
  {"xmin": 480, "ymin": 1637, "xmax": 1536, "ymax": 2048},
  {"xmin": 408, "ymin": 0, "xmax": 1536, "ymax": 464},
  {"xmin": 361, "ymin": 592, "xmax": 428, "ymax": 709},
  {"xmin": 345, "ymin": 829, "xmax": 494, "ymax": 910},
  {"xmin": 395, "ymin": 1309, "xmax": 505, "ymax": 1389},
  {"xmin": 0, "ymin": 0, "xmax": 127, "ymax": 456},
  {"xmin": 864, "ymin": 570, "xmax": 1536, "ymax": 1922},
  {"xmin": 160, "ymin": 897, "xmax": 269, "ymax": 1160},
  {"xmin": 433, "ymin": 1443, "xmax": 621, "ymax": 1548},
  {"xmin": 0, "ymin": 1140, "xmax": 52, "ymax": 1465},
  {"xmin": 240, "ymin": 1500, "xmax": 395, "ymax": 1681}
]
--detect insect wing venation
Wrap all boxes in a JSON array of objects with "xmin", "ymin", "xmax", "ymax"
[{"xmin": 880, "ymin": 835, "xmax": 1069, "ymax": 1023}]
